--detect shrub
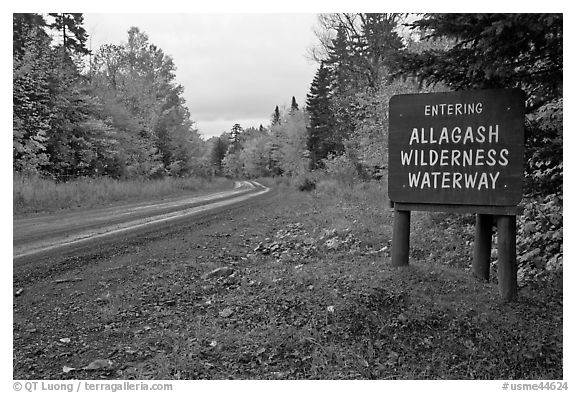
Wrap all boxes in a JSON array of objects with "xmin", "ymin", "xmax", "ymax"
[
  {"xmin": 516, "ymin": 193, "xmax": 563, "ymax": 285},
  {"xmin": 293, "ymin": 174, "xmax": 316, "ymax": 192},
  {"xmin": 524, "ymin": 98, "xmax": 563, "ymax": 197},
  {"xmin": 322, "ymin": 153, "xmax": 358, "ymax": 187}
]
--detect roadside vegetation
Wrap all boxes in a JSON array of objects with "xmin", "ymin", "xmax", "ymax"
[{"xmin": 13, "ymin": 174, "xmax": 232, "ymax": 216}]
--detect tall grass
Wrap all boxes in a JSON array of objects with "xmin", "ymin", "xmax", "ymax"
[
  {"xmin": 13, "ymin": 174, "xmax": 232, "ymax": 215},
  {"xmin": 316, "ymin": 176, "xmax": 388, "ymax": 205}
]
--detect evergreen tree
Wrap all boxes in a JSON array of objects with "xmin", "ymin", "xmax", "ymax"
[
  {"xmin": 271, "ymin": 105, "xmax": 281, "ymax": 126},
  {"xmin": 228, "ymin": 123, "xmax": 243, "ymax": 153},
  {"xmin": 306, "ymin": 63, "xmax": 339, "ymax": 168},
  {"xmin": 290, "ymin": 96, "xmax": 299, "ymax": 112},
  {"xmin": 396, "ymin": 13, "xmax": 562, "ymax": 111},
  {"xmin": 314, "ymin": 13, "xmax": 403, "ymax": 90},
  {"xmin": 357, "ymin": 13, "xmax": 403, "ymax": 86},
  {"xmin": 325, "ymin": 24, "xmax": 354, "ymax": 94},
  {"xmin": 48, "ymin": 13, "xmax": 90, "ymax": 55},
  {"xmin": 324, "ymin": 25, "xmax": 357, "ymax": 153}
]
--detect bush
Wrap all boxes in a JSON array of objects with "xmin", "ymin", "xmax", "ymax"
[
  {"xmin": 322, "ymin": 153, "xmax": 359, "ymax": 187},
  {"xmin": 517, "ymin": 193, "xmax": 563, "ymax": 285},
  {"xmin": 293, "ymin": 175, "xmax": 316, "ymax": 192},
  {"xmin": 524, "ymin": 98, "xmax": 563, "ymax": 197}
]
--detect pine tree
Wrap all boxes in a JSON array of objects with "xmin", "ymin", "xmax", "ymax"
[
  {"xmin": 325, "ymin": 24, "xmax": 353, "ymax": 95},
  {"xmin": 306, "ymin": 63, "xmax": 339, "ymax": 168},
  {"xmin": 357, "ymin": 13, "xmax": 403, "ymax": 86},
  {"xmin": 290, "ymin": 96, "xmax": 299, "ymax": 112},
  {"xmin": 228, "ymin": 123, "xmax": 243, "ymax": 153},
  {"xmin": 397, "ymin": 14, "xmax": 562, "ymax": 111},
  {"xmin": 271, "ymin": 105, "xmax": 281, "ymax": 126},
  {"xmin": 48, "ymin": 13, "xmax": 90, "ymax": 55},
  {"xmin": 317, "ymin": 14, "xmax": 403, "ymax": 91}
]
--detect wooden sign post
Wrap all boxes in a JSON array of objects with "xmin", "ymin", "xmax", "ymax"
[{"xmin": 388, "ymin": 89, "xmax": 525, "ymax": 301}]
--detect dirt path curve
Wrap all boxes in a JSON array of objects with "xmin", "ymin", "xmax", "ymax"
[{"xmin": 13, "ymin": 180, "xmax": 270, "ymax": 261}]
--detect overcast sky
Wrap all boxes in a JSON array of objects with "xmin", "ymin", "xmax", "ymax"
[{"xmin": 83, "ymin": 14, "xmax": 319, "ymax": 139}]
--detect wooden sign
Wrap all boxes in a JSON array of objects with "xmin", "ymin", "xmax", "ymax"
[{"xmin": 388, "ymin": 89, "xmax": 525, "ymax": 207}]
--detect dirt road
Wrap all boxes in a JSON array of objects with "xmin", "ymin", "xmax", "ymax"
[
  {"xmin": 13, "ymin": 181, "xmax": 270, "ymax": 263},
  {"xmin": 13, "ymin": 179, "xmax": 282, "ymax": 379}
]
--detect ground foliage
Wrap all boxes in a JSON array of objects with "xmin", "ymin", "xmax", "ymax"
[{"xmin": 13, "ymin": 183, "xmax": 562, "ymax": 380}]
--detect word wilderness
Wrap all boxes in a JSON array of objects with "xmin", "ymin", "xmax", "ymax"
[{"xmin": 388, "ymin": 89, "xmax": 525, "ymax": 206}]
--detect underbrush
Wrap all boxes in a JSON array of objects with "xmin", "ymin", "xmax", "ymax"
[
  {"xmin": 13, "ymin": 174, "xmax": 232, "ymax": 215},
  {"xmin": 312, "ymin": 177, "xmax": 563, "ymax": 290},
  {"xmin": 256, "ymin": 173, "xmax": 323, "ymax": 192}
]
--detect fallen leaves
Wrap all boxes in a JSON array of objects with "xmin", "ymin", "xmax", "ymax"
[
  {"xmin": 219, "ymin": 307, "xmax": 234, "ymax": 318},
  {"xmin": 62, "ymin": 358, "xmax": 114, "ymax": 374},
  {"xmin": 202, "ymin": 266, "xmax": 235, "ymax": 280},
  {"xmin": 251, "ymin": 223, "xmax": 388, "ymax": 263},
  {"xmin": 84, "ymin": 359, "xmax": 114, "ymax": 370},
  {"xmin": 53, "ymin": 278, "xmax": 83, "ymax": 284}
]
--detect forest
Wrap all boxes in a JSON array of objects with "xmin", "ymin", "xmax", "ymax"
[
  {"xmin": 13, "ymin": 13, "xmax": 562, "ymax": 283},
  {"xmin": 14, "ymin": 13, "xmax": 204, "ymax": 180}
]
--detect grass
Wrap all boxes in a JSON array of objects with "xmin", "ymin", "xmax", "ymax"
[{"xmin": 13, "ymin": 174, "xmax": 233, "ymax": 216}]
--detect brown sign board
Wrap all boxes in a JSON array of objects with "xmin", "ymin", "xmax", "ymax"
[{"xmin": 388, "ymin": 89, "xmax": 525, "ymax": 207}]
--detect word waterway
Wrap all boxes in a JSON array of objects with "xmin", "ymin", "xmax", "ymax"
[{"xmin": 407, "ymin": 171, "xmax": 500, "ymax": 190}]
